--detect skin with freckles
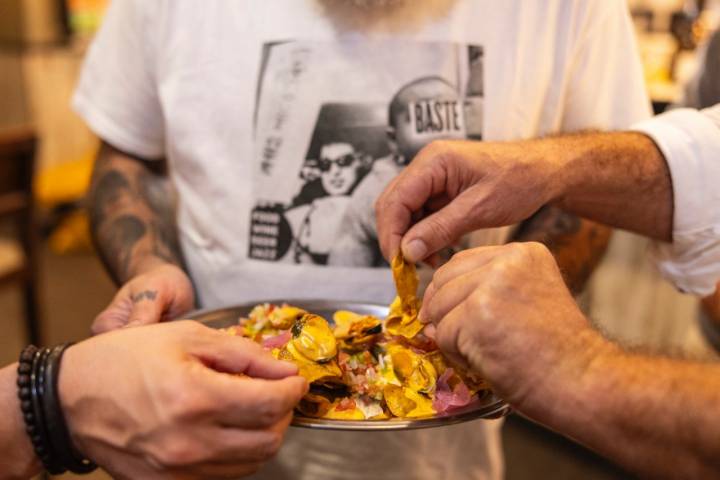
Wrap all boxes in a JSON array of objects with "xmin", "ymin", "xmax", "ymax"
[{"xmin": 419, "ymin": 243, "xmax": 720, "ymax": 479}]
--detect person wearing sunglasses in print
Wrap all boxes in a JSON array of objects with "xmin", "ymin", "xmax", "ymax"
[{"xmin": 286, "ymin": 140, "xmax": 372, "ymax": 264}]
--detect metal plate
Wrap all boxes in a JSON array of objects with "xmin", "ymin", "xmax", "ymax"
[{"xmin": 188, "ymin": 300, "xmax": 510, "ymax": 431}]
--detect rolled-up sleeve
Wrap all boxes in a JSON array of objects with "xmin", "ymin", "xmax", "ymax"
[{"xmin": 632, "ymin": 105, "xmax": 720, "ymax": 295}]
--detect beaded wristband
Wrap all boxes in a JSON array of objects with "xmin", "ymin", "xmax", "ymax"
[
  {"xmin": 17, "ymin": 345, "xmax": 64, "ymax": 474},
  {"xmin": 17, "ymin": 344, "xmax": 97, "ymax": 475}
]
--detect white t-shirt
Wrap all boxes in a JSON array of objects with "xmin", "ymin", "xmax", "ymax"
[
  {"xmin": 74, "ymin": 1, "xmax": 649, "ymax": 479},
  {"xmin": 633, "ymin": 105, "xmax": 720, "ymax": 296}
]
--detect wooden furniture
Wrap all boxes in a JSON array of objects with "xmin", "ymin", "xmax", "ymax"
[{"xmin": 0, "ymin": 125, "xmax": 41, "ymax": 345}]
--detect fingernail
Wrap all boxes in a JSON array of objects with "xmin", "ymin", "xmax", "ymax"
[
  {"xmin": 418, "ymin": 308, "xmax": 429, "ymax": 324},
  {"xmin": 423, "ymin": 323, "xmax": 437, "ymax": 340},
  {"xmin": 403, "ymin": 239, "xmax": 427, "ymax": 263}
]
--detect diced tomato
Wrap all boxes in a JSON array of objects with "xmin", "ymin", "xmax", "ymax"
[{"xmin": 336, "ymin": 397, "xmax": 356, "ymax": 411}]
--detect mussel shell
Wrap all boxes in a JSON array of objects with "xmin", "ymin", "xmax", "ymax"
[
  {"xmin": 291, "ymin": 314, "xmax": 338, "ymax": 362},
  {"xmin": 389, "ymin": 345, "xmax": 437, "ymax": 393}
]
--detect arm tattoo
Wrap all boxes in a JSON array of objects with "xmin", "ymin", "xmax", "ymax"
[
  {"xmin": 88, "ymin": 145, "xmax": 184, "ymax": 285},
  {"xmin": 511, "ymin": 205, "xmax": 611, "ymax": 294}
]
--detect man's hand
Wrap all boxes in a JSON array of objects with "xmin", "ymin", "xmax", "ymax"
[
  {"xmin": 60, "ymin": 321, "xmax": 307, "ymax": 479},
  {"xmin": 420, "ymin": 242, "xmax": 611, "ymax": 415},
  {"xmin": 375, "ymin": 140, "xmax": 559, "ymax": 263},
  {"xmin": 92, "ymin": 264, "xmax": 195, "ymax": 334},
  {"xmin": 375, "ymin": 133, "xmax": 673, "ymax": 265}
]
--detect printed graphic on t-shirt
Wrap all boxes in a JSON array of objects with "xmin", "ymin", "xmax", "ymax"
[{"xmin": 248, "ymin": 40, "xmax": 483, "ymax": 267}]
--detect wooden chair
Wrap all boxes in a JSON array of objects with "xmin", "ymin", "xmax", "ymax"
[{"xmin": 0, "ymin": 125, "xmax": 41, "ymax": 345}]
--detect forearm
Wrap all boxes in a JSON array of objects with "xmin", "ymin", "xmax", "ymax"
[
  {"xmin": 511, "ymin": 208, "xmax": 611, "ymax": 293},
  {"xmin": 546, "ymin": 344, "xmax": 720, "ymax": 478},
  {"xmin": 548, "ymin": 132, "xmax": 673, "ymax": 242},
  {"xmin": 88, "ymin": 142, "xmax": 184, "ymax": 285},
  {"xmin": 0, "ymin": 365, "xmax": 41, "ymax": 479}
]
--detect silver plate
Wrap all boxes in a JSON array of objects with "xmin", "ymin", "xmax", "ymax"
[{"xmin": 188, "ymin": 300, "xmax": 510, "ymax": 431}]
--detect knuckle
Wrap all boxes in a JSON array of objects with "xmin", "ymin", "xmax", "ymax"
[
  {"xmin": 254, "ymin": 431, "xmax": 284, "ymax": 460},
  {"xmin": 176, "ymin": 319, "xmax": 208, "ymax": 336},
  {"xmin": 426, "ymin": 216, "xmax": 454, "ymax": 243},
  {"xmin": 526, "ymin": 241, "xmax": 551, "ymax": 258},
  {"xmin": 256, "ymin": 396, "xmax": 287, "ymax": 425},
  {"xmin": 165, "ymin": 383, "xmax": 210, "ymax": 421},
  {"xmin": 467, "ymin": 289, "xmax": 492, "ymax": 315},
  {"xmin": 149, "ymin": 438, "xmax": 203, "ymax": 469}
]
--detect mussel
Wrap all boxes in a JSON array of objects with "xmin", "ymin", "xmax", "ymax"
[
  {"xmin": 388, "ymin": 345, "xmax": 437, "ymax": 393},
  {"xmin": 278, "ymin": 343, "xmax": 343, "ymax": 384},
  {"xmin": 291, "ymin": 313, "xmax": 337, "ymax": 362},
  {"xmin": 333, "ymin": 311, "xmax": 382, "ymax": 350}
]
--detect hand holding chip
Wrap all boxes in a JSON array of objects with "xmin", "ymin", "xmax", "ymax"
[
  {"xmin": 419, "ymin": 242, "xmax": 614, "ymax": 418},
  {"xmin": 375, "ymin": 139, "xmax": 561, "ymax": 264}
]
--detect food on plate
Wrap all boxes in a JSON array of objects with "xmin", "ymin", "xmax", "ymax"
[
  {"xmin": 385, "ymin": 254, "xmax": 424, "ymax": 338},
  {"xmin": 222, "ymin": 254, "xmax": 490, "ymax": 420}
]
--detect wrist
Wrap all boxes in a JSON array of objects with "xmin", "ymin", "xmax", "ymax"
[
  {"xmin": 0, "ymin": 365, "xmax": 41, "ymax": 479},
  {"xmin": 535, "ymin": 136, "xmax": 580, "ymax": 206},
  {"xmin": 128, "ymin": 255, "xmax": 179, "ymax": 279},
  {"xmin": 540, "ymin": 332, "xmax": 622, "ymax": 436},
  {"xmin": 56, "ymin": 345, "xmax": 90, "ymax": 458}
]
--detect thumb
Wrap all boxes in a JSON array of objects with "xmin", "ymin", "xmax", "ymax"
[
  {"xmin": 401, "ymin": 190, "xmax": 482, "ymax": 263},
  {"xmin": 192, "ymin": 328, "xmax": 299, "ymax": 380},
  {"xmin": 125, "ymin": 289, "xmax": 167, "ymax": 327}
]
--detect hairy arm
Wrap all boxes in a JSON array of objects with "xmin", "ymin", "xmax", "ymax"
[
  {"xmin": 550, "ymin": 131, "xmax": 673, "ymax": 242},
  {"xmin": 88, "ymin": 142, "xmax": 183, "ymax": 285},
  {"xmin": 547, "ymin": 345, "xmax": 720, "ymax": 478},
  {"xmin": 0, "ymin": 365, "xmax": 41, "ymax": 479},
  {"xmin": 510, "ymin": 131, "xmax": 671, "ymax": 293}
]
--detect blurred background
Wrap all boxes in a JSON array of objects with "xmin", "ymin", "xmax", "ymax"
[{"xmin": 1, "ymin": 1, "xmax": 718, "ymax": 479}]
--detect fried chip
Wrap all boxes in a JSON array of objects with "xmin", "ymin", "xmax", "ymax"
[
  {"xmin": 383, "ymin": 384, "xmax": 435, "ymax": 418},
  {"xmin": 387, "ymin": 254, "xmax": 424, "ymax": 339},
  {"xmin": 391, "ymin": 253, "xmax": 419, "ymax": 311}
]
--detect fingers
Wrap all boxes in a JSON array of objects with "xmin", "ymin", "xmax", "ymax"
[
  {"xmin": 92, "ymin": 291, "xmax": 134, "ymax": 335},
  {"xmin": 191, "ymin": 329, "xmax": 299, "ymax": 379},
  {"xmin": 433, "ymin": 302, "xmax": 471, "ymax": 370},
  {"xmin": 375, "ymin": 152, "xmax": 448, "ymax": 262},
  {"xmin": 422, "ymin": 269, "xmax": 487, "ymax": 327},
  {"xmin": 420, "ymin": 246, "xmax": 502, "ymax": 317},
  {"xmin": 208, "ymin": 375, "xmax": 307, "ymax": 429},
  {"xmin": 126, "ymin": 289, "xmax": 168, "ymax": 327},
  {"xmin": 400, "ymin": 187, "xmax": 486, "ymax": 263}
]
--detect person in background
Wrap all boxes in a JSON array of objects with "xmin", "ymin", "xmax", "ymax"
[
  {"xmin": 75, "ymin": 0, "xmax": 649, "ymax": 478},
  {"xmin": 0, "ymin": 321, "xmax": 306, "ymax": 479},
  {"xmin": 374, "ymin": 104, "xmax": 720, "ymax": 478}
]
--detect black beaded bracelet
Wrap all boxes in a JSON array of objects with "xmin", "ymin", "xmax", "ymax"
[
  {"xmin": 18, "ymin": 345, "xmax": 57, "ymax": 473},
  {"xmin": 17, "ymin": 344, "xmax": 97, "ymax": 475}
]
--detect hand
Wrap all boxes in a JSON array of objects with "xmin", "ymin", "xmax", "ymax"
[
  {"xmin": 59, "ymin": 321, "xmax": 307, "ymax": 479},
  {"xmin": 375, "ymin": 139, "xmax": 562, "ymax": 263},
  {"xmin": 92, "ymin": 263, "xmax": 195, "ymax": 334},
  {"xmin": 420, "ymin": 242, "xmax": 612, "ymax": 417}
]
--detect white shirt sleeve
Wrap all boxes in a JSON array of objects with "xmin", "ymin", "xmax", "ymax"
[
  {"xmin": 72, "ymin": 0, "xmax": 165, "ymax": 159},
  {"xmin": 632, "ymin": 105, "xmax": 720, "ymax": 296}
]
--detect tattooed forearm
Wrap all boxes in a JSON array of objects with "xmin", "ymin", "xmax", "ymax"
[
  {"xmin": 88, "ymin": 143, "xmax": 184, "ymax": 285},
  {"xmin": 511, "ymin": 205, "xmax": 611, "ymax": 294}
]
